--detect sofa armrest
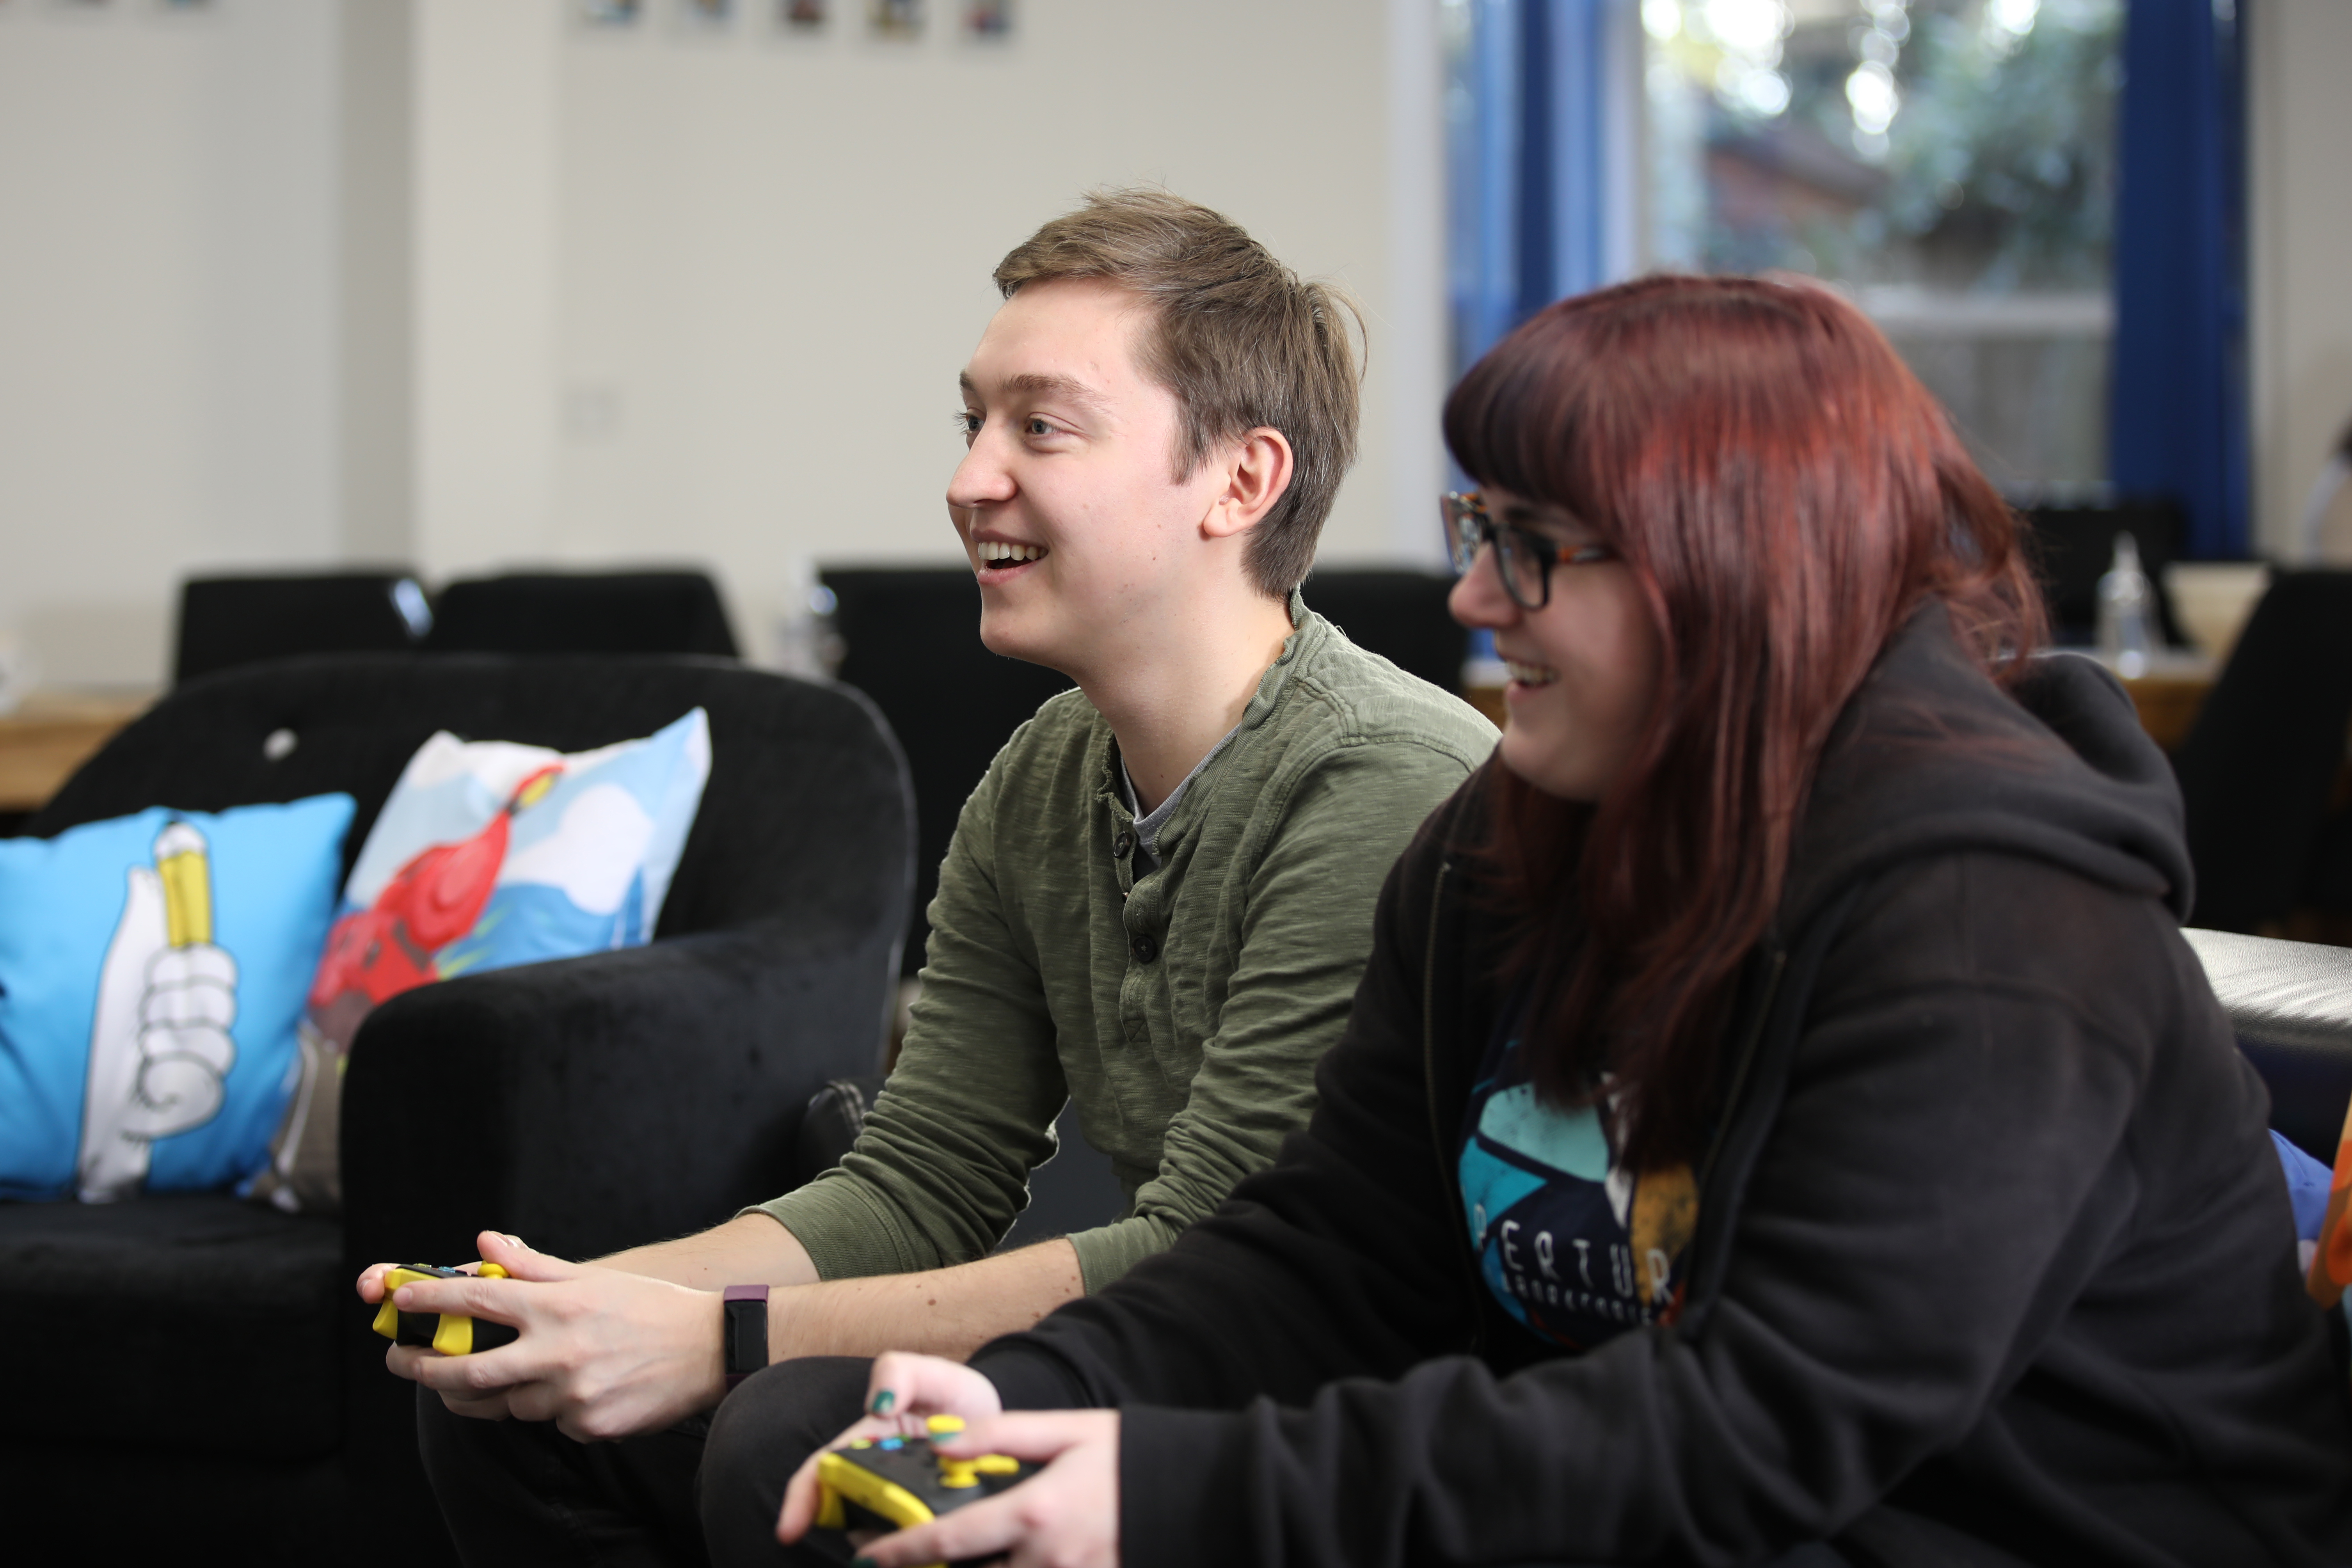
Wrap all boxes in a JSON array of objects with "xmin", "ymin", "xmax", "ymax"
[
  {"xmin": 2183, "ymin": 927, "xmax": 2352, "ymax": 1162},
  {"xmin": 340, "ymin": 919, "xmax": 894, "ymax": 1274}
]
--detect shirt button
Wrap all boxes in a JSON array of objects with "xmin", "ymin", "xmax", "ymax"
[
  {"xmin": 1113, "ymin": 831, "xmax": 1135, "ymax": 859},
  {"xmin": 1130, "ymin": 932, "xmax": 1158, "ymax": 964}
]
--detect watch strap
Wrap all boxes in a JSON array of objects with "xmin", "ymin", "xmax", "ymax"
[{"xmin": 721, "ymin": 1284, "xmax": 769, "ymax": 1392}]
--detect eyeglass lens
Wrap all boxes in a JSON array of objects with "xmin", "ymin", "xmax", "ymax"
[{"xmin": 1444, "ymin": 496, "xmax": 1546, "ymax": 609}]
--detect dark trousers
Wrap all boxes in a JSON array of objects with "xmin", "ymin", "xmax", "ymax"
[
  {"xmin": 415, "ymin": 1356, "xmax": 873, "ymax": 1568},
  {"xmin": 416, "ymin": 1358, "xmax": 1863, "ymax": 1568}
]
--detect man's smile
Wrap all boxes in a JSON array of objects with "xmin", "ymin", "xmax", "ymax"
[{"xmin": 973, "ymin": 537, "xmax": 1049, "ymax": 581}]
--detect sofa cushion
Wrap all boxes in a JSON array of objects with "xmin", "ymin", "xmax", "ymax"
[
  {"xmin": 0, "ymin": 796, "xmax": 355, "ymax": 1201},
  {"xmin": 0, "ymin": 1194, "xmax": 344, "ymax": 1460},
  {"xmin": 250, "ymin": 710, "xmax": 711, "ymax": 1216}
]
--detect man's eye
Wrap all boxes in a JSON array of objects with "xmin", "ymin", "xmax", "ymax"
[{"xmin": 1026, "ymin": 416, "xmax": 1055, "ymax": 437}]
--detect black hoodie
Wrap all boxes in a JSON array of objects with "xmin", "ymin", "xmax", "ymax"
[{"xmin": 970, "ymin": 608, "xmax": 2352, "ymax": 1567}]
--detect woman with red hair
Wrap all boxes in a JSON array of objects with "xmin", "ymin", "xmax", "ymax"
[{"xmin": 767, "ymin": 277, "xmax": 2352, "ymax": 1567}]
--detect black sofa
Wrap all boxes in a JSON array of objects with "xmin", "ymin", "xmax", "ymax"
[{"xmin": 0, "ymin": 654, "xmax": 912, "ymax": 1561}]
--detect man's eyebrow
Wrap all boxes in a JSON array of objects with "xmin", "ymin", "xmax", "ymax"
[{"xmin": 959, "ymin": 370, "xmax": 1114, "ymax": 419}]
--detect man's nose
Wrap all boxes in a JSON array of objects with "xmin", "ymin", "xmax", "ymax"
[
  {"xmin": 947, "ymin": 434, "xmax": 1017, "ymax": 511},
  {"xmin": 1448, "ymin": 546, "xmax": 1516, "ymax": 630}
]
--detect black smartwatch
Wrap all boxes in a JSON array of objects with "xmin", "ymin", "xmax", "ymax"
[{"xmin": 721, "ymin": 1285, "xmax": 769, "ymax": 1392}]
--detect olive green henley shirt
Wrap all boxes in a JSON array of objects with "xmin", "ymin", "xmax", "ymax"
[{"xmin": 755, "ymin": 596, "xmax": 1497, "ymax": 1291}]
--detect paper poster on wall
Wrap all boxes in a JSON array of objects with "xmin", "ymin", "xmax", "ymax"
[
  {"xmin": 963, "ymin": 0, "xmax": 1008, "ymax": 39},
  {"xmin": 684, "ymin": 0, "xmax": 731, "ymax": 23},
  {"xmin": 580, "ymin": 0, "xmax": 641, "ymax": 25},
  {"xmin": 870, "ymin": 0, "xmax": 919, "ymax": 39},
  {"xmin": 783, "ymin": 0, "xmax": 826, "ymax": 27}
]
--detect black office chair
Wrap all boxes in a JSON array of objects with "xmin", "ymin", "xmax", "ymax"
[
  {"xmin": 422, "ymin": 571, "xmax": 739, "ymax": 658},
  {"xmin": 818, "ymin": 567, "xmax": 1073, "ymax": 981},
  {"xmin": 1300, "ymin": 568, "xmax": 1468, "ymax": 691},
  {"xmin": 174, "ymin": 573, "xmax": 430, "ymax": 684},
  {"xmin": 2170, "ymin": 571, "xmax": 2352, "ymax": 934}
]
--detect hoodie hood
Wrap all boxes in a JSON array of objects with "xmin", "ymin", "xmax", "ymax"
[{"xmin": 1780, "ymin": 605, "xmax": 2192, "ymax": 934}]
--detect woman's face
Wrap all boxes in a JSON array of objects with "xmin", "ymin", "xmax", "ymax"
[{"xmin": 1449, "ymin": 486, "xmax": 1663, "ymax": 803}]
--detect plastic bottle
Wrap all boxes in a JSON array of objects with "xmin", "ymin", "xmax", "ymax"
[{"xmin": 2096, "ymin": 531, "xmax": 2153, "ymax": 679}]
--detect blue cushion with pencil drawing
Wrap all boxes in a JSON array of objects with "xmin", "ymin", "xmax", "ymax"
[{"xmin": 0, "ymin": 796, "xmax": 354, "ymax": 1201}]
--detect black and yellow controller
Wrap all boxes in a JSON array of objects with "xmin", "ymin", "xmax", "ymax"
[
  {"xmin": 369, "ymin": 1263, "xmax": 518, "ymax": 1357},
  {"xmin": 807, "ymin": 1416, "xmax": 1037, "ymax": 1566}
]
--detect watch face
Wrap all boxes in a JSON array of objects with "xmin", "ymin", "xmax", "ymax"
[{"xmin": 722, "ymin": 1291, "xmax": 769, "ymax": 1378}]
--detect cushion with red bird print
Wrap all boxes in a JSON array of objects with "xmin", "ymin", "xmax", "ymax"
[{"xmin": 247, "ymin": 709, "xmax": 710, "ymax": 1214}]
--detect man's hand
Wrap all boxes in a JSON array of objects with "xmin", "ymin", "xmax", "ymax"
[
  {"xmin": 778, "ymin": 1353, "xmax": 1120, "ymax": 1568},
  {"xmin": 355, "ymin": 1231, "xmax": 728, "ymax": 1441}
]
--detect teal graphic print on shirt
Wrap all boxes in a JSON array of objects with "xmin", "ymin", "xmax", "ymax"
[{"xmin": 1458, "ymin": 1015, "xmax": 1698, "ymax": 1349}]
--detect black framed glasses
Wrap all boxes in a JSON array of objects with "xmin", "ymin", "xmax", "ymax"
[{"xmin": 1441, "ymin": 491, "xmax": 1615, "ymax": 611}]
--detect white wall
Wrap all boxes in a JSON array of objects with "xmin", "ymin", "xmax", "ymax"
[
  {"xmin": 2248, "ymin": 0, "xmax": 2352, "ymax": 560},
  {"xmin": 0, "ymin": 0, "xmax": 1445, "ymax": 688},
  {"xmin": 533, "ymin": 0, "xmax": 1446, "ymax": 660},
  {"xmin": 0, "ymin": 0, "xmax": 341, "ymax": 686},
  {"xmin": 11, "ymin": 1, "xmax": 2343, "ymax": 688}
]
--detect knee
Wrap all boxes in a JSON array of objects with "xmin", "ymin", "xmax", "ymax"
[{"xmin": 700, "ymin": 1356, "xmax": 873, "ymax": 1568}]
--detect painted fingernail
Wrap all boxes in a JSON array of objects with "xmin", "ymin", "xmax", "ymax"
[{"xmin": 868, "ymin": 1389, "xmax": 896, "ymax": 1414}]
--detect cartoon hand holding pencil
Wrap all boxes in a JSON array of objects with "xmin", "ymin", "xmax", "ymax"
[{"xmin": 77, "ymin": 822, "xmax": 240, "ymax": 1201}]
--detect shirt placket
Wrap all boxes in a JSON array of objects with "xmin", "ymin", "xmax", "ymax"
[{"xmin": 1108, "ymin": 797, "xmax": 1163, "ymax": 1051}]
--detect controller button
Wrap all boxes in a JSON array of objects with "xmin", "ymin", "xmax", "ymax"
[
  {"xmin": 940, "ymin": 1460, "xmax": 981, "ymax": 1488},
  {"xmin": 848, "ymin": 1439, "xmax": 874, "ymax": 1449},
  {"xmin": 926, "ymin": 1415, "xmax": 967, "ymax": 1435},
  {"xmin": 974, "ymin": 1455, "xmax": 1020, "ymax": 1475},
  {"xmin": 878, "ymin": 1437, "xmax": 904, "ymax": 1450}
]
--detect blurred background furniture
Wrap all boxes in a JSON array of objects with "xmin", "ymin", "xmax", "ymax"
[
  {"xmin": 0, "ymin": 653, "xmax": 912, "ymax": 1561},
  {"xmin": 2171, "ymin": 571, "xmax": 2352, "ymax": 939},
  {"xmin": 818, "ymin": 567, "xmax": 1071, "ymax": 984},
  {"xmin": 2020, "ymin": 497, "xmax": 2192, "ymax": 649},
  {"xmin": 1298, "ymin": 568, "xmax": 1467, "ymax": 692},
  {"xmin": 0, "ymin": 691, "xmax": 152, "ymax": 832},
  {"xmin": 2187, "ymin": 929, "xmax": 2352, "ymax": 1167},
  {"xmin": 422, "ymin": 571, "xmax": 739, "ymax": 658},
  {"xmin": 175, "ymin": 572, "xmax": 432, "ymax": 684}
]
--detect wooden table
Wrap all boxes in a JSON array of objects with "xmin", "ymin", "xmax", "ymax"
[
  {"xmin": 0, "ymin": 691, "xmax": 155, "ymax": 815},
  {"xmin": 2116, "ymin": 663, "xmax": 2214, "ymax": 753},
  {"xmin": 1464, "ymin": 654, "xmax": 2218, "ymax": 756}
]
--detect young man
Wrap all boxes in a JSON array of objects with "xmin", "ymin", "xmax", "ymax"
[{"xmin": 359, "ymin": 188, "xmax": 1495, "ymax": 1561}]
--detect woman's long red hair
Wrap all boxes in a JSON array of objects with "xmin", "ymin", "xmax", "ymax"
[{"xmin": 1444, "ymin": 275, "xmax": 2046, "ymax": 1171}]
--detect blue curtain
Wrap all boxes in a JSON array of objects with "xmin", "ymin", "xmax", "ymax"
[
  {"xmin": 1449, "ymin": 0, "xmax": 1618, "ymax": 375},
  {"xmin": 2109, "ymin": 0, "xmax": 2248, "ymax": 559}
]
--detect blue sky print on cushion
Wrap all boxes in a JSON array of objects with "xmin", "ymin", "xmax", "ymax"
[
  {"xmin": 0, "ymin": 796, "xmax": 354, "ymax": 1201},
  {"xmin": 341, "ymin": 707, "xmax": 709, "ymax": 964},
  {"xmin": 1458, "ymin": 1018, "xmax": 1699, "ymax": 1350}
]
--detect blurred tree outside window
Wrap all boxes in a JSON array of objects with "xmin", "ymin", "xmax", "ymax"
[{"xmin": 1642, "ymin": 0, "xmax": 2123, "ymax": 490}]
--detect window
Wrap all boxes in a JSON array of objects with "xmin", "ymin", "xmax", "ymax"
[{"xmin": 1447, "ymin": 0, "xmax": 2126, "ymax": 493}]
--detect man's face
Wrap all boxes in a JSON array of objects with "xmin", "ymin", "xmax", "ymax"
[{"xmin": 948, "ymin": 277, "xmax": 1231, "ymax": 679}]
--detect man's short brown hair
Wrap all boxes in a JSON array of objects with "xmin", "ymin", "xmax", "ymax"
[{"xmin": 993, "ymin": 188, "xmax": 1363, "ymax": 597}]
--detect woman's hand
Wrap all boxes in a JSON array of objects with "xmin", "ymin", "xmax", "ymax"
[{"xmin": 778, "ymin": 1352, "xmax": 1120, "ymax": 1568}]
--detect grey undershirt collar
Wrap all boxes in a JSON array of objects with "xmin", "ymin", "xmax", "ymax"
[{"xmin": 1119, "ymin": 724, "xmax": 1241, "ymax": 870}]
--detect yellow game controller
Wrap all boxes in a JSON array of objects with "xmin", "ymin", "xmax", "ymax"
[
  {"xmin": 369, "ymin": 1262, "xmax": 515, "ymax": 1356},
  {"xmin": 810, "ymin": 1415, "xmax": 1035, "ymax": 1566}
]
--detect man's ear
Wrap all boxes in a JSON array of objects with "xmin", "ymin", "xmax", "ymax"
[{"xmin": 1201, "ymin": 427, "xmax": 1295, "ymax": 541}]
